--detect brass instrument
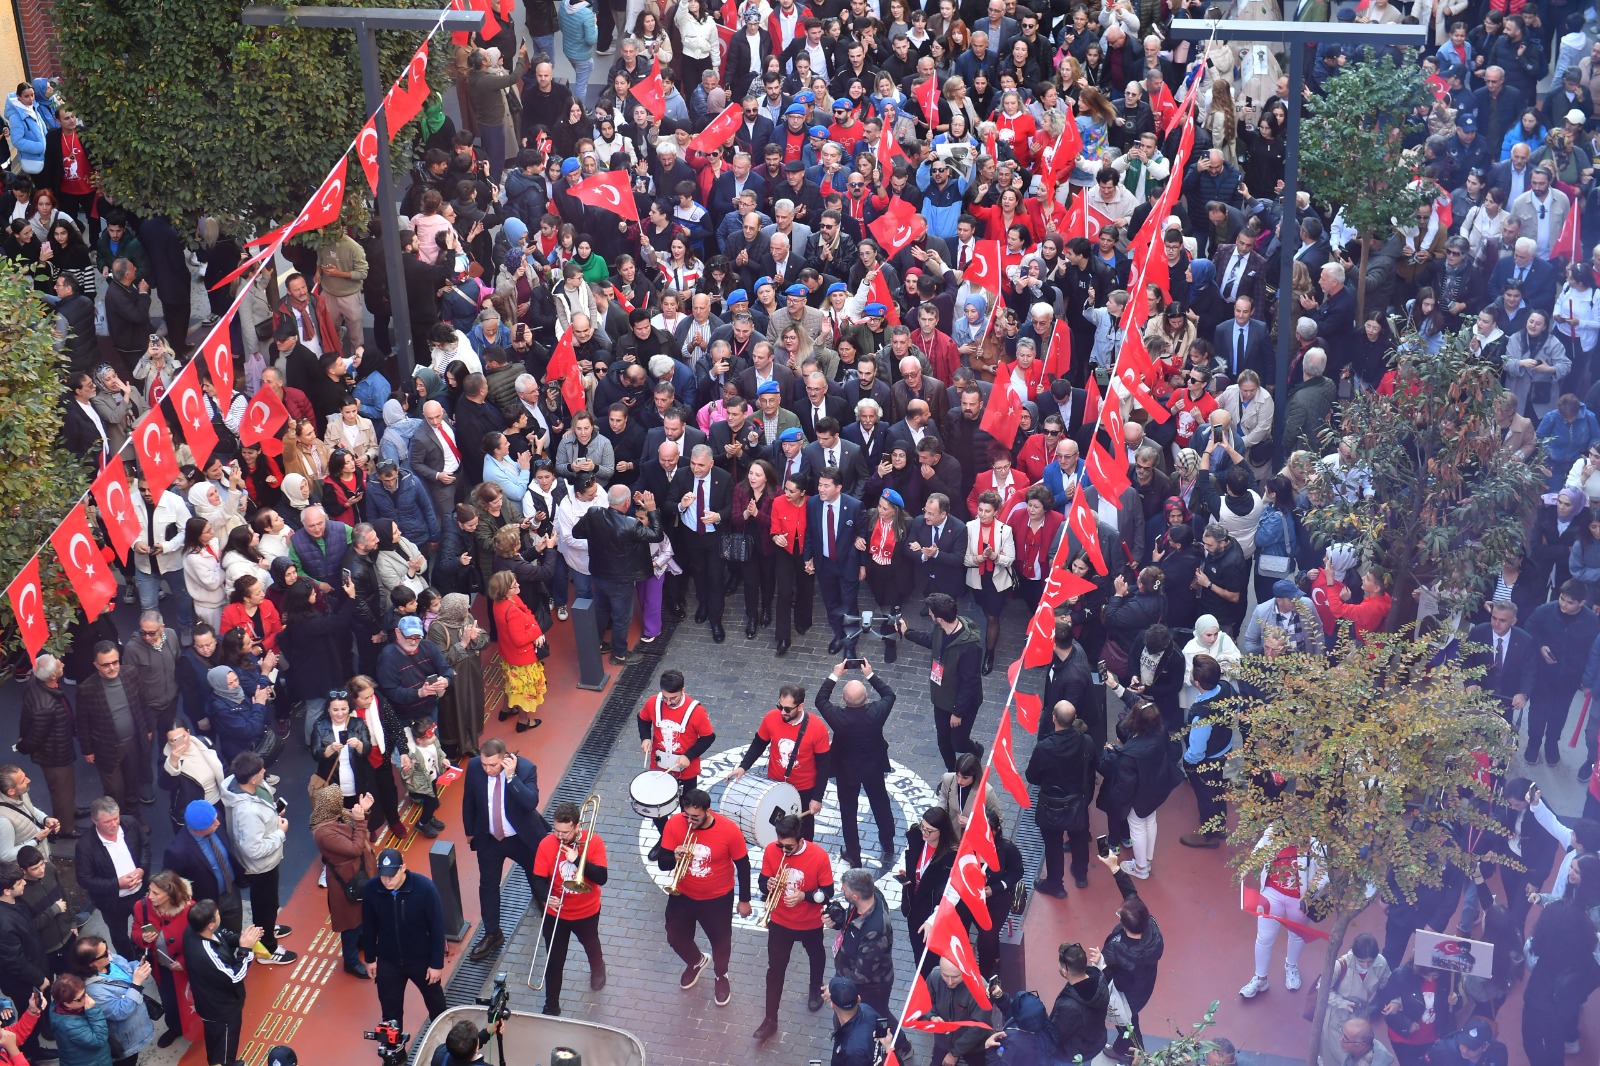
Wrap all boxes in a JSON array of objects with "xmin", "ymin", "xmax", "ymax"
[
  {"xmin": 527, "ymin": 794, "xmax": 601, "ymax": 991},
  {"xmin": 758, "ymin": 852, "xmax": 790, "ymax": 928},
  {"xmin": 667, "ymin": 826, "xmax": 699, "ymax": 895}
]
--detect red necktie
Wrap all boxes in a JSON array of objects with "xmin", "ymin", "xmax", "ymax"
[
  {"xmin": 697, "ymin": 478, "xmax": 707, "ymax": 527},
  {"xmin": 958, "ymin": 245, "xmax": 970, "ymax": 271},
  {"xmin": 439, "ymin": 425, "xmax": 461, "ymax": 461},
  {"xmin": 825, "ymin": 502, "xmax": 835, "ymax": 558}
]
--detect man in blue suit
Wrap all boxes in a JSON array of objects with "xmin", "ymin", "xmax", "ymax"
[
  {"xmin": 1487, "ymin": 237, "xmax": 1560, "ymax": 313},
  {"xmin": 1465, "ymin": 600, "xmax": 1536, "ymax": 730},
  {"xmin": 805, "ymin": 468, "xmax": 862, "ymax": 654},
  {"xmin": 461, "ymin": 737, "xmax": 549, "ymax": 961}
]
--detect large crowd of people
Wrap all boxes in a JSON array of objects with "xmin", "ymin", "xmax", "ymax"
[{"xmin": 14, "ymin": 0, "xmax": 1600, "ymax": 1062}]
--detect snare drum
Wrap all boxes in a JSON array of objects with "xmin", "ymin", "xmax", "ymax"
[
  {"xmin": 720, "ymin": 775, "xmax": 802, "ymax": 848},
  {"xmin": 629, "ymin": 770, "xmax": 681, "ymax": 819}
]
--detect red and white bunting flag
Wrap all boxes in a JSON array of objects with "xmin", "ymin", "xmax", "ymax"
[
  {"xmin": 386, "ymin": 41, "xmax": 432, "ymax": 133},
  {"xmin": 904, "ymin": 973, "xmax": 991, "ymax": 1032},
  {"xmin": 239, "ymin": 384, "xmax": 290, "ymax": 456},
  {"xmin": 1086, "ymin": 439, "xmax": 1132, "ymax": 504},
  {"xmin": 1068, "ymin": 494, "xmax": 1107, "ymax": 575},
  {"xmin": 568, "ymin": 169, "xmax": 642, "ymax": 225},
  {"xmin": 5, "ymin": 556, "xmax": 48, "ymax": 664},
  {"xmin": 357, "ymin": 115, "xmax": 382, "ymax": 193},
  {"xmin": 1020, "ymin": 601, "xmax": 1057, "ymax": 670},
  {"xmin": 50, "ymin": 503, "xmax": 116, "ymax": 622},
  {"xmin": 991, "ymin": 708, "xmax": 1031, "ymax": 809},
  {"xmin": 246, "ymin": 155, "xmax": 349, "ymax": 249},
  {"xmin": 200, "ymin": 313, "xmax": 236, "ymax": 408},
  {"xmin": 1008, "ymin": 656, "xmax": 1043, "ymax": 732},
  {"xmin": 947, "ymin": 836, "xmax": 992, "ymax": 929},
  {"xmin": 91, "ymin": 456, "xmax": 141, "ymax": 563},
  {"xmin": 167, "ymin": 363, "xmax": 218, "ymax": 467},
  {"xmin": 927, "ymin": 900, "xmax": 994, "ymax": 1008},
  {"xmin": 132, "ymin": 411, "xmax": 181, "ymax": 498}
]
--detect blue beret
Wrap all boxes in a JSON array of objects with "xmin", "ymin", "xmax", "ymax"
[
  {"xmin": 1271, "ymin": 580, "xmax": 1301, "ymax": 600},
  {"xmin": 758, "ymin": 380, "xmax": 782, "ymax": 395},
  {"xmin": 560, "ymin": 157, "xmax": 580, "ymax": 175},
  {"xmin": 784, "ymin": 284, "xmax": 808, "ymax": 297},
  {"xmin": 827, "ymin": 282, "xmax": 847, "ymax": 295},
  {"xmin": 185, "ymin": 800, "xmax": 217, "ymax": 829},
  {"xmin": 784, "ymin": 103, "xmax": 807, "ymax": 116},
  {"xmin": 864, "ymin": 302, "xmax": 887, "ymax": 316},
  {"xmin": 754, "ymin": 276, "xmax": 774, "ymax": 291},
  {"xmin": 882, "ymin": 489, "xmax": 905, "ymax": 509},
  {"xmin": 809, "ymin": 125, "xmax": 830, "ymax": 137},
  {"xmin": 779, "ymin": 427, "xmax": 805, "ymax": 442},
  {"xmin": 727, "ymin": 288, "xmax": 749, "ymax": 305},
  {"xmin": 795, "ymin": 91, "xmax": 816, "ymax": 104}
]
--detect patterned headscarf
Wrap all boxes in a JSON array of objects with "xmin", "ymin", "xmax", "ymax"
[{"xmin": 310, "ymin": 783, "xmax": 346, "ymax": 829}]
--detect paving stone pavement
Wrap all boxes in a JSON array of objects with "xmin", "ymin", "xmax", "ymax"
[{"xmin": 494, "ymin": 593, "xmax": 1035, "ymax": 1066}]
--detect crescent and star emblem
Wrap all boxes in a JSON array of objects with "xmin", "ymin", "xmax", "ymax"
[
  {"xmin": 181, "ymin": 390, "xmax": 204, "ymax": 430},
  {"xmin": 17, "ymin": 583, "xmax": 37, "ymax": 627},
  {"xmin": 359, "ymin": 126, "xmax": 379, "ymax": 166},
  {"xmin": 249, "ymin": 401, "xmax": 272, "ymax": 436},
  {"xmin": 68, "ymin": 533, "xmax": 96, "ymax": 577},
  {"xmin": 139, "ymin": 421, "xmax": 164, "ymax": 457},
  {"xmin": 105, "ymin": 480, "xmax": 128, "ymax": 523}
]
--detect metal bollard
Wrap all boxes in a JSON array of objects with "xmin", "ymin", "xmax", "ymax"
[
  {"xmin": 569, "ymin": 596, "xmax": 611, "ymax": 691},
  {"xmin": 429, "ymin": 839, "xmax": 473, "ymax": 942}
]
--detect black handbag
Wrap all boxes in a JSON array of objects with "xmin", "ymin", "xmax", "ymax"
[
  {"xmin": 720, "ymin": 531, "xmax": 753, "ymax": 563},
  {"xmin": 330, "ymin": 863, "xmax": 370, "ymax": 903},
  {"xmin": 1035, "ymin": 786, "xmax": 1087, "ymax": 833},
  {"xmin": 144, "ymin": 993, "xmax": 165, "ymax": 1020},
  {"xmin": 254, "ymin": 726, "xmax": 284, "ymax": 767}
]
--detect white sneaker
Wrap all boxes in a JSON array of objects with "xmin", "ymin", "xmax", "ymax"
[
  {"xmin": 1118, "ymin": 859, "xmax": 1150, "ymax": 880},
  {"xmin": 1239, "ymin": 975, "xmax": 1269, "ymax": 999},
  {"xmin": 1284, "ymin": 964, "xmax": 1301, "ymax": 991},
  {"xmin": 318, "ymin": 866, "xmax": 328, "ymax": 889}
]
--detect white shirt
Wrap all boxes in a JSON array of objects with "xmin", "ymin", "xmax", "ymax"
[
  {"xmin": 76, "ymin": 398, "xmax": 108, "ymax": 456},
  {"xmin": 1222, "ymin": 253, "xmax": 1247, "ymax": 301},
  {"xmin": 435, "ymin": 423, "xmax": 461, "ymax": 475},
  {"xmin": 289, "ymin": 307, "xmax": 324, "ymax": 357},
  {"xmin": 101, "ymin": 827, "xmax": 140, "ymax": 897},
  {"xmin": 744, "ymin": 30, "xmax": 763, "ymax": 73},
  {"xmin": 682, "ymin": 474, "xmax": 718, "ymax": 532},
  {"xmin": 488, "ymin": 770, "xmax": 517, "ymax": 840}
]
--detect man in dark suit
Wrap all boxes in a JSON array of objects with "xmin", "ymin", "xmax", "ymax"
[
  {"xmin": 75, "ymin": 640, "xmax": 155, "ymax": 819},
  {"xmin": 1213, "ymin": 298, "xmax": 1272, "ymax": 381},
  {"xmin": 1288, "ymin": 216, "xmax": 1331, "ymax": 278},
  {"xmin": 641, "ymin": 410, "xmax": 709, "ymax": 469},
  {"xmin": 886, "ymin": 399, "xmax": 941, "ymax": 453},
  {"xmin": 793, "ymin": 374, "xmax": 852, "ymax": 442},
  {"xmin": 455, "ymin": 375, "xmax": 507, "ymax": 484},
  {"xmin": 637, "ymin": 439, "xmax": 694, "ymax": 618},
  {"xmin": 77, "ymin": 796, "xmax": 151, "ymax": 958},
  {"xmin": 164, "ymin": 799, "xmax": 249, "ymax": 935},
  {"xmin": 461, "ymin": 737, "xmax": 548, "ymax": 961},
  {"xmin": 411, "ymin": 400, "xmax": 466, "ymax": 523},
  {"xmin": 802, "ymin": 419, "xmax": 862, "ymax": 497},
  {"xmin": 706, "ymin": 396, "xmax": 767, "ymax": 481},
  {"xmin": 841, "ymin": 398, "xmax": 890, "ymax": 483},
  {"xmin": 737, "ymin": 344, "xmax": 796, "ymax": 403},
  {"xmin": 1487, "ymin": 238, "xmax": 1560, "ymax": 313},
  {"xmin": 1465, "ymin": 600, "xmax": 1537, "ymax": 729},
  {"xmin": 1211, "ymin": 231, "xmax": 1268, "ymax": 320},
  {"xmin": 1298, "ymin": 262, "xmax": 1358, "ymax": 355},
  {"xmin": 805, "ymin": 469, "xmax": 863, "ymax": 654},
  {"xmin": 61, "ymin": 370, "xmax": 109, "ymax": 466},
  {"xmin": 709, "ymin": 150, "xmax": 770, "ymax": 223},
  {"xmin": 1489, "ymin": 143, "xmax": 1535, "ymax": 206},
  {"xmin": 905, "ymin": 493, "xmax": 967, "ymax": 600},
  {"xmin": 890, "ymin": 360, "xmax": 949, "ymax": 429},
  {"xmin": 678, "ymin": 444, "xmax": 735, "ymax": 641},
  {"xmin": 814, "ymin": 663, "xmax": 898, "ymax": 867}
]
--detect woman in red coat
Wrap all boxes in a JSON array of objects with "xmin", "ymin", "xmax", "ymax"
[
  {"xmin": 1312, "ymin": 565, "xmax": 1394, "ymax": 640},
  {"xmin": 219, "ymin": 575, "xmax": 282, "ymax": 653},
  {"xmin": 489, "ymin": 569, "xmax": 547, "ymax": 732},
  {"xmin": 132, "ymin": 870, "xmax": 202, "ymax": 1046}
]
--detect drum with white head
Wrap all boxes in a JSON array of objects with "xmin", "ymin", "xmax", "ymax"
[
  {"xmin": 719, "ymin": 775, "xmax": 802, "ymax": 849},
  {"xmin": 629, "ymin": 770, "xmax": 681, "ymax": 819}
]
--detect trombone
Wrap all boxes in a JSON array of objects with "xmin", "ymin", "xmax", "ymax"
[
  {"xmin": 528, "ymin": 794, "xmax": 601, "ymax": 991},
  {"xmin": 667, "ymin": 827, "xmax": 699, "ymax": 895},
  {"xmin": 758, "ymin": 852, "xmax": 789, "ymax": 928}
]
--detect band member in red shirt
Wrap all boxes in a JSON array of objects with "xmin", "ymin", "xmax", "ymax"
[
  {"xmin": 730, "ymin": 682, "xmax": 832, "ymax": 840},
  {"xmin": 753, "ymin": 812, "xmax": 835, "ymax": 1043},
  {"xmin": 529, "ymin": 801, "xmax": 608, "ymax": 1017},
  {"xmin": 637, "ymin": 668, "xmax": 717, "ymax": 846},
  {"xmin": 657, "ymin": 788, "xmax": 752, "ymax": 1008}
]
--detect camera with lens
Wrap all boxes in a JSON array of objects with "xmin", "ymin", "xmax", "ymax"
[
  {"xmin": 362, "ymin": 1020, "xmax": 409, "ymax": 1066},
  {"xmin": 478, "ymin": 971, "xmax": 511, "ymax": 1026},
  {"xmin": 824, "ymin": 899, "xmax": 850, "ymax": 928}
]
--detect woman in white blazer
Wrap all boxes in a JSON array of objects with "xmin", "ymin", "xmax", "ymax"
[
  {"xmin": 964, "ymin": 490, "xmax": 1017, "ymax": 676},
  {"xmin": 181, "ymin": 517, "xmax": 228, "ymax": 627}
]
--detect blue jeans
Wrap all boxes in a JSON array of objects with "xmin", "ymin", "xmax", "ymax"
[
  {"xmin": 134, "ymin": 567, "xmax": 194, "ymax": 629},
  {"xmin": 570, "ymin": 59, "xmax": 593, "ymax": 105},
  {"xmin": 532, "ymin": 35, "xmax": 555, "ymax": 60},
  {"xmin": 301, "ymin": 697, "xmax": 329, "ymax": 749},
  {"xmin": 592, "ymin": 576, "xmax": 636, "ymax": 652},
  {"xmin": 573, "ymin": 570, "xmax": 593, "ymax": 601}
]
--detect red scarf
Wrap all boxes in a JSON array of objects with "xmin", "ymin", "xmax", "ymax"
[
  {"xmin": 977, "ymin": 521, "xmax": 996, "ymax": 574},
  {"xmin": 870, "ymin": 518, "xmax": 897, "ymax": 565}
]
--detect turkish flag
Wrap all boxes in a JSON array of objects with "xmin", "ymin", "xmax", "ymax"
[
  {"xmin": 386, "ymin": 41, "xmax": 432, "ymax": 132},
  {"xmin": 1556, "ymin": 195, "xmax": 1583, "ymax": 262},
  {"xmin": 947, "ymin": 835, "xmax": 992, "ymax": 929},
  {"xmin": 5, "ymin": 556, "xmax": 48, "ymax": 664},
  {"xmin": 979, "ymin": 375, "xmax": 1023, "ymax": 447},
  {"xmin": 569, "ymin": 169, "xmax": 642, "ymax": 225},
  {"xmin": 991, "ymin": 709, "xmax": 1030, "ymax": 810},
  {"xmin": 200, "ymin": 314, "xmax": 236, "ymax": 408},
  {"xmin": 927, "ymin": 900, "xmax": 993, "ymax": 1009},
  {"xmin": 132, "ymin": 411, "xmax": 181, "ymax": 498},
  {"xmin": 1242, "ymin": 883, "xmax": 1330, "ymax": 942},
  {"xmin": 168, "ymin": 363, "xmax": 218, "ymax": 466},
  {"xmin": 1100, "ymin": 392, "xmax": 1126, "ymax": 461},
  {"xmin": 1021, "ymin": 601, "xmax": 1059, "ymax": 669},
  {"xmin": 545, "ymin": 326, "xmax": 588, "ymax": 418},
  {"xmin": 876, "ymin": 120, "xmax": 908, "ymax": 165},
  {"xmin": 868, "ymin": 197, "xmax": 921, "ymax": 260},
  {"xmin": 1176, "ymin": 111, "xmax": 1196, "ymax": 171},
  {"xmin": 904, "ymin": 973, "xmax": 991, "ymax": 1032},
  {"xmin": 964, "ymin": 778, "xmax": 1000, "ymax": 869},
  {"xmin": 1086, "ymin": 440, "xmax": 1131, "ymax": 505},
  {"xmin": 867, "ymin": 269, "xmax": 900, "ymax": 327},
  {"xmin": 1047, "ymin": 110, "xmax": 1083, "ymax": 177},
  {"xmin": 451, "ymin": 0, "xmax": 498, "ymax": 45},
  {"xmin": 208, "ymin": 242, "xmax": 276, "ymax": 292},
  {"xmin": 634, "ymin": 56, "xmax": 667, "ymax": 121},
  {"xmin": 1044, "ymin": 319, "xmax": 1073, "ymax": 379},
  {"xmin": 50, "ymin": 503, "xmax": 116, "ymax": 622},
  {"xmin": 916, "ymin": 76, "xmax": 941, "ymax": 127},
  {"xmin": 246, "ymin": 155, "xmax": 349, "ymax": 249},
  {"xmin": 1009, "ymin": 655, "xmax": 1044, "ymax": 729},
  {"xmin": 1128, "ymin": 230, "xmax": 1170, "ymax": 304},
  {"xmin": 357, "ymin": 115, "xmax": 381, "ymax": 193},
  {"xmin": 1068, "ymin": 494, "xmax": 1107, "ymax": 574},
  {"xmin": 962, "ymin": 240, "xmax": 1006, "ymax": 294},
  {"xmin": 1040, "ymin": 563, "xmax": 1099, "ymax": 609},
  {"xmin": 1062, "ymin": 196, "xmax": 1112, "ymax": 242},
  {"xmin": 91, "ymin": 457, "xmax": 141, "ymax": 563},
  {"xmin": 239, "ymin": 385, "xmax": 290, "ymax": 457},
  {"xmin": 688, "ymin": 103, "xmax": 743, "ymax": 154}
]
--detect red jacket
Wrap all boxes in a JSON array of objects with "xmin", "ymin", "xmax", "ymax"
[
  {"xmin": 967, "ymin": 470, "xmax": 1034, "ymax": 521},
  {"xmin": 221, "ymin": 598, "xmax": 283, "ymax": 653},
  {"xmin": 493, "ymin": 596, "xmax": 545, "ymax": 666},
  {"xmin": 272, "ymin": 293, "xmax": 344, "ymax": 359},
  {"xmin": 0, "ymin": 1009, "xmax": 40, "ymax": 1066},
  {"xmin": 1313, "ymin": 571, "xmax": 1391, "ymax": 639}
]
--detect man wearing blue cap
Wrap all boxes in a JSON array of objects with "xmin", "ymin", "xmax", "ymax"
[
  {"xmin": 825, "ymin": 974, "xmax": 884, "ymax": 1066},
  {"xmin": 361, "ymin": 847, "xmax": 448, "ymax": 1031},
  {"xmin": 165, "ymin": 799, "xmax": 247, "ymax": 936},
  {"xmin": 376, "ymin": 614, "xmax": 455, "ymax": 725},
  {"xmin": 769, "ymin": 282, "xmax": 825, "ymax": 344},
  {"xmin": 774, "ymin": 104, "xmax": 812, "ymax": 166}
]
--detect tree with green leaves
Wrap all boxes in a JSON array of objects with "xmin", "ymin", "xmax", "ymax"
[
  {"xmin": 58, "ymin": 0, "xmax": 441, "ymax": 238},
  {"xmin": 0, "ymin": 264, "xmax": 91, "ymax": 660},
  {"xmin": 1302, "ymin": 327, "xmax": 1546, "ymax": 630},
  {"xmin": 1218, "ymin": 630, "xmax": 1513, "ymax": 1066},
  {"xmin": 1298, "ymin": 52, "xmax": 1433, "ymax": 320}
]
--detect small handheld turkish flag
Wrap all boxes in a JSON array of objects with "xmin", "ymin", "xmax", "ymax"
[
  {"xmin": 167, "ymin": 363, "xmax": 218, "ymax": 467},
  {"xmin": 915, "ymin": 76, "xmax": 941, "ymax": 127},
  {"xmin": 962, "ymin": 240, "xmax": 1005, "ymax": 294},
  {"xmin": 634, "ymin": 56, "xmax": 667, "ymax": 122},
  {"xmin": 569, "ymin": 169, "xmax": 642, "ymax": 225},
  {"xmin": 239, "ymin": 385, "xmax": 290, "ymax": 457},
  {"xmin": 689, "ymin": 103, "xmax": 744, "ymax": 154},
  {"xmin": 92, "ymin": 456, "xmax": 141, "ymax": 563},
  {"xmin": 867, "ymin": 269, "xmax": 900, "ymax": 327},
  {"xmin": 5, "ymin": 556, "xmax": 47, "ymax": 664},
  {"xmin": 979, "ymin": 375, "xmax": 1023, "ymax": 447},
  {"xmin": 1043, "ymin": 319, "xmax": 1073, "ymax": 379},
  {"xmin": 545, "ymin": 326, "xmax": 589, "ymax": 418},
  {"xmin": 50, "ymin": 503, "xmax": 117, "ymax": 622},
  {"xmin": 867, "ymin": 197, "xmax": 921, "ymax": 259},
  {"xmin": 132, "ymin": 412, "xmax": 181, "ymax": 499}
]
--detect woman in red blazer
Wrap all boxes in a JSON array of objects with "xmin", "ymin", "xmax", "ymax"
[
  {"xmin": 219, "ymin": 575, "xmax": 282, "ymax": 653},
  {"xmin": 769, "ymin": 470, "xmax": 812, "ymax": 656},
  {"xmin": 489, "ymin": 570, "xmax": 547, "ymax": 732}
]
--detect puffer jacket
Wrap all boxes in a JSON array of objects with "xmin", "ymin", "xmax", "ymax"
[
  {"xmin": 1050, "ymin": 968, "xmax": 1110, "ymax": 1064},
  {"xmin": 1102, "ymin": 590, "xmax": 1166, "ymax": 656},
  {"xmin": 365, "ymin": 469, "xmax": 441, "ymax": 548},
  {"xmin": 504, "ymin": 170, "xmax": 547, "ymax": 228},
  {"xmin": 1100, "ymin": 871, "xmax": 1164, "ymax": 1010},
  {"xmin": 208, "ymin": 690, "xmax": 265, "ymax": 766},
  {"xmin": 4, "ymin": 94, "xmax": 46, "ymax": 172},
  {"xmin": 557, "ymin": 0, "xmax": 598, "ymax": 62},
  {"xmin": 18, "ymin": 678, "xmax": 77, "ymax": 768},
  {"xmin": 218, "ymin": 775, "xmax": 285, "ymax": 876},
  {"xmin": 50, "ymin": 1003, "xmax": 112, "ymax": 1066}
]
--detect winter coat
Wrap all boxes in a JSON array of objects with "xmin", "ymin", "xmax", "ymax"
[
  {"xmin": 158, "ymin": 733, "xmax": 227, "ymax": 831},
  {"xmin": 365, "ymin": 470, "xmax": 441, "ymax": 549},
  {"xmin": 314, "ymin": 817, "xmax": 374, "ymax": 933},
  {"xmin": 557, "ymin": 0, "xmax": 598, "ymax": 62},
  {"xmin": 218, "ymin": 775, "xmax": 285, "ymax": 876},
  {"xmin": 1103, "ymin": 590, "xmax": 1166, "ymax": 657},
  {"xmin": 74, "ymin": 673, "xmax": 154, "ymax": 763},
  {"xmin": 1280, "ymin": 375, "xmax": 1337, "ymax": 456},
  {"xmin": 50, "ymin": 1003, "xmax": 112, "ymax": 1066},
  {"xmin": 85, "ymin": 956, "xmax": 156, "ymax": 1056},
  {"xmin": 17, "ymin": 678, "xmax": 77, "ymax": 768},
  {"xmin": 209, "ymin": 690, "xmax": 265, "ymax": 766},
  {"xmin": 1113, "ymin": 731, "xmax": 1180, "ymax": 819},
  {"xmin": 1528, "ymin": 599, "xmax": 1600, "ymax": 696},
  {"xmin": 276, "ymin": 597, "xmax": 354, "ymax": 705},
  {"xmin": 3, "ymin": 95, "xmax": 45, "ymax": 172},
  {"xmin": 1101, "ymin": 870, "xmax": 1164, "ymax": 1010},
  {"xmin": 1050, "ymin": 968, "xmax": 1110, "ymax": 1064},
  {"xmin": 0, "ymin": 900, "xmax": 48, "ymax": 1000}
]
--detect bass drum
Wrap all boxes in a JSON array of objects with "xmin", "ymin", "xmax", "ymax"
[
  {"xmin": 629, "ymin": 770, "xmax": 681, "ymax": 819},
  {"xmin": 719, "ymin": 776, "xmax": 801, "ymax": 849}
]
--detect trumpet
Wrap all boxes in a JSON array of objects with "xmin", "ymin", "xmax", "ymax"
[
  {"xmin": 667, "ymin": 827, "xmax": 699, "ymax": 895},
  {"xmin": 758, "ymin": 853, "xmax": 789, "ymax": 928},
  {"xmin": 528, "ymin": 794, "xmax": 601, "ymax": 992}
]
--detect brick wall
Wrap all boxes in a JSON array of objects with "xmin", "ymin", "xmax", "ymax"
[{"xmin": 16, "ymin": 0, "xmax": 59, "ymax": 79}]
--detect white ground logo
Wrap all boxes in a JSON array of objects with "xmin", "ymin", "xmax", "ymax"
[{"xmin": 637, "ymin": 746, "xmax": 938, "ymax": 932}]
